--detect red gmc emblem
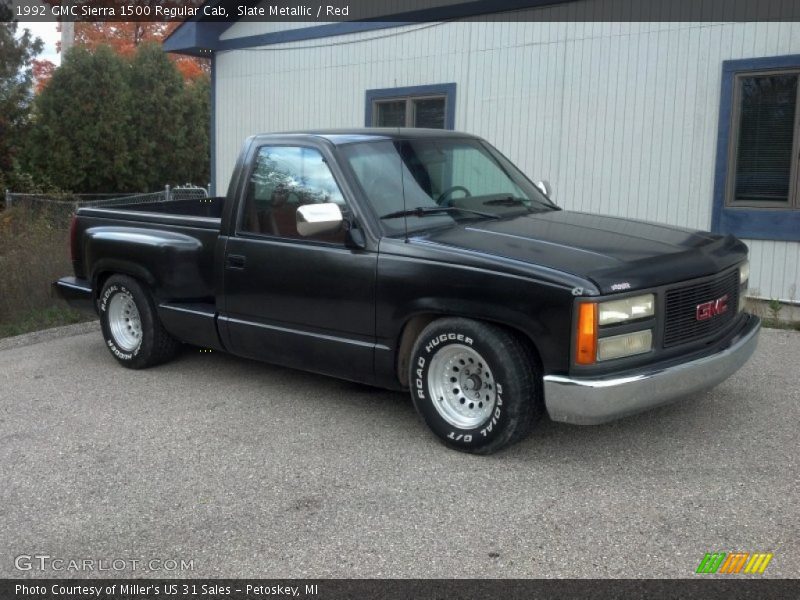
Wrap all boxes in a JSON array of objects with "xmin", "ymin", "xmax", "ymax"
[{"xmin": 696, "ymin": 294, "xmax": 729, "ymax": 321}]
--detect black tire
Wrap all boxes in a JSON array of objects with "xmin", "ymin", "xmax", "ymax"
[
  {"xmin": 98, "ymin": 275, "xmax": 179, "ymax": 369},
  {"xmin": 408, "ymin": 317, "xmax": 542, "ymax": 454}
]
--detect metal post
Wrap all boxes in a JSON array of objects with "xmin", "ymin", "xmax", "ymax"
[
  {"xmin": 61, "ymin": 3, "xmax": 75, "ymax": 54},
  {"xmin": 207, "ymin": 183, "xmax": 212, "ymax": 197},
  {"xmin": 4, "ymin": 189, "xmax": 10, "ymax": 209},
  {"xmin": 165, "ymin": 184, "xmax": 171, "ymax": 203}
]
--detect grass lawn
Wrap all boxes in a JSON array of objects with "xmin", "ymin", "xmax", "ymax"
[{"xmin": 0, "ymin": 305, "xmax": 94, "ymax": 339}]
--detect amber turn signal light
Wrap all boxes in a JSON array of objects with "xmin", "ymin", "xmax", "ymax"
[{"xmin": 575, "ymin": 302, "xmax": 598, "ymax": 365}]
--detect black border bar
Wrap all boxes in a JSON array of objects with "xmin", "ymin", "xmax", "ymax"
[
  {"xmin": 4, "ymin": 0, "xmax": 800, "ymax": 24},
  {"xmin": 3, "ymin": 579, "xmax": 800, "ymax": 600}
]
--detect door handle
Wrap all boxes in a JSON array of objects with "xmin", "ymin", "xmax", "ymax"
[{"xmin": 225, "ymin": 254, "xmax": 246, "ymax": 270}]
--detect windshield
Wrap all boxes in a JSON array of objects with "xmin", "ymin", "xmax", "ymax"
[{"xmin": 340, "ymin": 138, "xmax": 556, "ymax": 234}]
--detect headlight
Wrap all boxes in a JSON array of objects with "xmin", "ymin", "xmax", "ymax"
[
  {"xmin": 598, "ymin": 294, "xmax": 655, "ymax": 326},
  {"xmin": 597, "ymin": 330, "xmax": 653, "ymax": 361},
  {"xmin": 739, "ymin": 261, "xmax": 750, "ymax": 285}
]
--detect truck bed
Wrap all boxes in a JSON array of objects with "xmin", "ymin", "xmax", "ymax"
[
  {"xmin": 76, "ymin": 197, "xmax": 225, "ymax": 229},
  {"xmin": 70, "ymin": 197, "xmax": 226, "ymax": 318}
]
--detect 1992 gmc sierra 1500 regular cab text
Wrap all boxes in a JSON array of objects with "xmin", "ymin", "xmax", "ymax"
[{"xmin": 55, "ymin": 129, "xmax": 760, "ymax": 453}]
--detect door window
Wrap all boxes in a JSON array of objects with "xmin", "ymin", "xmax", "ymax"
[{"xmin": 240, "ymin": 146, "xmax": 347, "ymax": 243}]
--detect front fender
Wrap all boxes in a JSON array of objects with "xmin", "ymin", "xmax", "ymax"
[{"xmin": 375, "ymin": 253, "xmax": 577, "ymax": 388}]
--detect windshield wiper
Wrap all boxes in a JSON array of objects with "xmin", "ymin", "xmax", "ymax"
[
  {"xmin": 483, "ymin": 196, "xmax": 527, "ymax": 206},
  {"xmin": 483, "ymin": 196, "xmax": 557, "ymax": 212},
  {"xmin": 380, "ymin": 206, "xmax": 499, "ymax": 220}
]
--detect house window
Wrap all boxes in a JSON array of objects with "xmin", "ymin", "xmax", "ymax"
[
  {"xmin": 727, "ymin": 71, "xmax": 799, "ymax": 208},
  {"xmin": 365, "ymin": 83, "xmax": 456, "ymax": 130},
  {"xmin": 373, "ymin": 96, "xmax": 446, "ymax": 128},
  {"xmin": 712, "ymin": 55, "xmax": 800, "ymax": 241}
]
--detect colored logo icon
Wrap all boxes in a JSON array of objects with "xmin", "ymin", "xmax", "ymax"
[{"xmin": 696, "ymin": 552, "xmax": 773, "ymax": 574}]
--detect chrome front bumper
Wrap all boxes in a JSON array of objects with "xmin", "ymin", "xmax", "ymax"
[{"xmin": 543, "ymin": 314, "xmax": 761, "ymax": 425}]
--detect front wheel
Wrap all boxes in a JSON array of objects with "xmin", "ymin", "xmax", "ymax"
[
  {"xmin": 99, "ymin": 275, "xmax": 179, "ymax": 369},
  {"xmin": 408, "ymin": 318, "xmax": 542, "ymax": 454}
]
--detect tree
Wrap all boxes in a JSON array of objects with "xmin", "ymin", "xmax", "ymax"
[
  {"xmin": 32, "ymin": 58, "xmax": 55, "ymax": 93},
  {"xmin": 75, "ymin": 22, "xmax": 170, "ymax": 56},
  {"xmin": 25, "ymin": 42, "xmax": 210, "ymax": 193},
  {"xmin": 0, "ymin": 3, "xmax": 44, "ymax": 189},
  {"xmin": 127, "ymin": 41, "xmax": 188, "ymax": 190},
  {"xmin": 177, "ymin": 75, "xmax": 211, "ymax": 186},
  {"xmin": 26, "ymin": 46, "xmax": 135, "ymax": 192},
  {"xmin": 74, "ymin": 21, "xmax": 208, "ymax": 80}
]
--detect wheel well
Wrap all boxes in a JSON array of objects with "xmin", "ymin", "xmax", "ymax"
[
  {"xmin": 396, "ymin": 314, "xmax": 439, "ymax": 387},
  {"xmin": 395, "ymin": 314, "xmax": 544, "ymax": 388},
  {"xmin": 94, "ymin": 271, "xmax": 113, "ymax": 300}
]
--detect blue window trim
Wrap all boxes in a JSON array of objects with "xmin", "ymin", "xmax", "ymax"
[
  {"xmin": 711, "ymin": 54, "xmax": 800, "ymax": 242},
  {"xmin": 210, "ymin": 54, "xmax": 216, "ymax": 196},
  {"xmin": 365, "ymin": 83, "xmax": 457, "ymax": 129}
]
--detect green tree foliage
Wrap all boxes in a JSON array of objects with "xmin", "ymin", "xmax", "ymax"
[
  {"xmin": 26, "ymin": 46, "xmax": 134, "ymax": 193},
  {"xmin": 178, "ymin": 75, "xmax": 211, "ymax": 187},
  {"xmin": 0, "ymin": 4, "xmax": 43, "ymax": 191},
  {"xmin": 24, "ymin": 43, "xmax": 210, "ymax": 193},
  {"xmin": 128, "ymin": 42, "xmax": 187, "ymax": 190}
]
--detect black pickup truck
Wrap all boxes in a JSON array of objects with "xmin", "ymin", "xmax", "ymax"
[{"xmin": 55, "ymin": 129, "xmax": 760, "ymax": 453}]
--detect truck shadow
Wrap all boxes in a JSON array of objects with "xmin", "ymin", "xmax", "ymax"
[{"xmin": 170, "ymin": 343, "xmax": 758, "ymax": 465}]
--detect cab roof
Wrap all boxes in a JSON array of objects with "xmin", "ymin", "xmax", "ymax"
[{"xmin": 253, "ymin": 128, "xmax": 482, "ymax": 146}]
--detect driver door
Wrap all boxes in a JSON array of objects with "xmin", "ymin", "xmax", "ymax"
[{"xmin": 220, "ymin": 145, "xmax": 377, "ymax": 382}]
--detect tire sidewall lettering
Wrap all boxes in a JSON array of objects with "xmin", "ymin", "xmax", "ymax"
[
  {"xmin": 106, "ymin": 338, "xmax": 134, "ymax": 361},
  {"xmin": 424, "ymin": 332, "xmax": 473, "ymax": 355},
  {"xmin": 415, "ymin": 356, "xmax": 426, "ymax": 399},
  {"xmin": 99, "ymin": 284, "xmax": 121, "ymax": 313},
  {"xmin": 479, "ymin": 383, "xmax": 504, "ymax": 438}
]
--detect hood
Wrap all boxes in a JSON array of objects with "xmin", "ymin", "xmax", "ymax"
[{"xmin": 413, "ymin": 210, "xmax": 748, "ymax": 294}]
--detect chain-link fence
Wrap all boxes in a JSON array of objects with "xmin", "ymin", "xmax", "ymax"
[
  {"xmin": 0, "ymin": 184, "xmax": 209, "ymax": 337},
  {"xmin": 3, "ymin": 184, "xmax": 210, "ymax": 215}
]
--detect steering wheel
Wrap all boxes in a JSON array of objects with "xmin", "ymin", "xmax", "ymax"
[{"xmin": 436, "ymin": 185, "xmax": 472, "ymax": 206}]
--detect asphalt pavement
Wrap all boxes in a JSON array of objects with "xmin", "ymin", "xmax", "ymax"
[{"xmin": 0, "ymin": 323, "xmax": 797, "ymax": 578}]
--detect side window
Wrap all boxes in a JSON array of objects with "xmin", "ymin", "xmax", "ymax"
[{"xmin": 240, "ymin": 146, "xmax": 347, "ymax": 243}]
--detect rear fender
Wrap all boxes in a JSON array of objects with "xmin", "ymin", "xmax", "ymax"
[{"xmin": 85, "ymin": 227, "xmax": 205, "ymax": 301}]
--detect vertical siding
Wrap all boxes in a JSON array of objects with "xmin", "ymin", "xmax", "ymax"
[{"xmin": 215, "ymin": 4, "xmax": 800, "ymax": 299}]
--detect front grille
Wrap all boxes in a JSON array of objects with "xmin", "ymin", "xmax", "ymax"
[{"xmin": 663, "ymin": 270, "xmax": 739, "ymax": 348}]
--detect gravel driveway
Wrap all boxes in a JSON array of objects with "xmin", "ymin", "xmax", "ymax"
[{"xmin": 0, "ymin": 324, "xmax": 797, "ymax": 578}]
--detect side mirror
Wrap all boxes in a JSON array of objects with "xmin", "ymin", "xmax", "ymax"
[
  {"xmin": 535, "ymin": 180, "xmax": 552, "ymax": 197},
  {"xmin": 296, "ymin": 203, "xmax": 343, "ymax": 237}
]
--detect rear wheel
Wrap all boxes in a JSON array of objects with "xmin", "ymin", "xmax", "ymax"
[
  {"xmin": 408, "ymin": 317, "xmax": 542, "ymax": 454},
  {"xmin": 99, "ymin": 275, "xmax": 179, "ymax": 369}
]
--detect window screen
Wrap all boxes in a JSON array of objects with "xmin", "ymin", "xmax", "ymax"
[
  {"xmin": 375, "ymin": 101, "xmax": 406, "ymax": 127},
  {"xmin": 730, "ymin": 72, "xmax": 799, "ymax": 206}
]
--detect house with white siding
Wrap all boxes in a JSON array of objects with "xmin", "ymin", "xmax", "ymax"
[{"xmin": 164, "ymin": 0, "xmax": 800, "ymax": 303}]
